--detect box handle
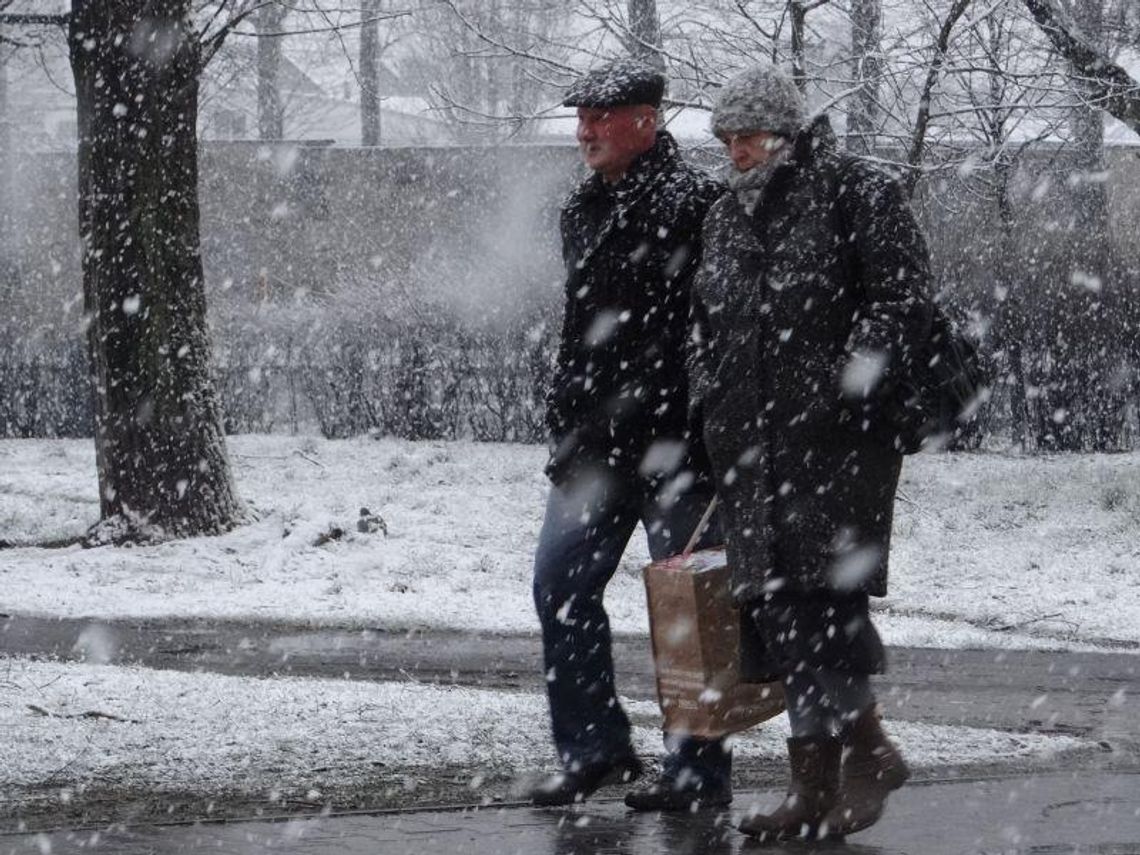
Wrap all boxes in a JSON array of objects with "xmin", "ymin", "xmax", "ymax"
[{"xmin": 681, "ymin": 496, "xmax": 719, "ymax": 559}]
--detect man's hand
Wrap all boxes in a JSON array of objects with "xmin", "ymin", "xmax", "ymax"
[{"xmin": 544, "ymin": 429, "xmax": 585, "ymax": 485}]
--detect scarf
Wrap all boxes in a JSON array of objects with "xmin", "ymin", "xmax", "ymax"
[{"xmin": 727, "ymin": 146, "xmax": 791, "ymax": 215}]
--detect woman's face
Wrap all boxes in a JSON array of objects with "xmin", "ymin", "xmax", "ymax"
[{"xmin": 720, "ymin": 131, "xmax": 787, "ymax": 172}]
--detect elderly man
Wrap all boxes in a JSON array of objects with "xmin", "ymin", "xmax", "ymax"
[{"xmin": 527, "ymin": 59, "xmax": 730, "ymax": 810}]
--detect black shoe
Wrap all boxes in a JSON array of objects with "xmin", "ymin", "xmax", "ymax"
[
  {"xmin": 624, "ymin": 770, "xmax": 733, "ymax": 812},
  {"xmin": 529, "ymin": 755, "xmax": 644, "ymax": 806}
]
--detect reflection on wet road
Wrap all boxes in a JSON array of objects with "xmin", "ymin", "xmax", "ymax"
[{"xmin": 5, "ymin": 772, "xmax": 1138, "ymax": 855}]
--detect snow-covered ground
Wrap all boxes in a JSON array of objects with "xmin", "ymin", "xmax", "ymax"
[
  {"xmin": 2, "ymin": 436, "xmax": 1132, "ymax": 810},
  {"xmin": 0, "ymin": 655, "xmax": 1087, "ymax": 804},
  {"xmin": 2, "ymin": 436, "xmax": 1138, "ymax": 649}
]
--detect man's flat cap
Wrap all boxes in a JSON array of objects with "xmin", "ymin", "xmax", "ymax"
[{"xmin": 562, "ymin": 58, "xmax": 666, "ymax": 108}]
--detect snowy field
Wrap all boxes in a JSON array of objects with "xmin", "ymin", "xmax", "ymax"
[
  {"xmin": 0, "ymin": 655, "xmax": 1088, "ymax": 806},
  {"xmin": 2, "ymin": 436, "xmax": 1139, "ymax": 650}
]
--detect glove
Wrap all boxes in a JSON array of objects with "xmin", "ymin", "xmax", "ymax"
[{"xmin": 543, "ymin": 428, "xmax": 586, "ymax": 486}]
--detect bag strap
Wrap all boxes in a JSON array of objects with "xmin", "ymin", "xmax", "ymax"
[{"xmin": 681, "ymin": 496, "xmax": 719, "ymax": 558}]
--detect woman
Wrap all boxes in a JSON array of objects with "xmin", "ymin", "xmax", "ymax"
[{"xmin": 689, "ymin": 64, "xmax": 933, "ymax": 840}]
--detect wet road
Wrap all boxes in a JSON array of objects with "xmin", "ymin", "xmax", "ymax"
[
  {"xmin": 2, "ymin": 614, "xmax": 1136, "ymax": 749},
  {"xmin": 4, "ymin": 771, "xmax": 1138, "ymax": 855},
  {"xmin": 2, "ymin": 614, "xmax": 1138, "ymax": 852}
]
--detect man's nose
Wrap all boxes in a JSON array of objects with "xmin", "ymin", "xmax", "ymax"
[{"xmin": 577, "ymin": 121, "xmax": 595, "ymax": 141}]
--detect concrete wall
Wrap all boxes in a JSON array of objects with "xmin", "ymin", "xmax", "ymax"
[
  {"xmin": 3, "ymin": 141, "xmax": 1139, "ymax": 333},
  {"xmin": 1, "ymin": 142, "xmax": 582, "ymax": 330}
]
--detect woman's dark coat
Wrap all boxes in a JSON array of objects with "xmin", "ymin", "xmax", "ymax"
[
  {"xmin": 689, "ymin": 115, "xmax": 933, "ymax": 605},
  {"xmin": 544, "ymin": 131, "xmax": 722, "ymax": 486}
]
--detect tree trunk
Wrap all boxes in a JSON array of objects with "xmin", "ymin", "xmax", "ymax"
[
  {"xmin": 1065, "ymin": 0, "xmax": 1118, "ymax": 451},
  {"xmin": 627, "ymin": 0, "xmax": 664, "ymax": 71},
  {"xmin": 904, "ymin": 0, "xmax": 971, "ymax": 196},
  {"xmin": 360, "ymin": 0, "xmax": 381, "ymax": 146},
  {"xmin": 69, "ymin": 0, "xmax": 242, "ymax": 543},
  {"xmin": 1068, "ymin": 1, "xmax": 1110, "ymax": 249},
  {"xmin": 790, "ymin": 2, "xmax": 808, "ymax": 95},
  {"xmin": 1021, "ymin": 0, "xmax": 1140, "ymax": 137},
  {"xmin": 0, "ymin": 45, "xmax": 10, "ymax": 263},
  {"xmin": 993, "ymin": 158, "xmax": 1029, "ymax": 450},
  {"xmin": 257, "ymin": 3, "xmax": 285, "ymax": 140},
  {"xmin": 847, "ymin": 0, "xmax": 881, "ymax": 155}
]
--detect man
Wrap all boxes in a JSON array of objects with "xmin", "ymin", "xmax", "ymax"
[
  {"xmin": 688, "ymin": 64, "xmax": 926, "ymax": 840},
  {"xmin": 528, "ymin": 59, "xmax": 730, "ymax": 810}
]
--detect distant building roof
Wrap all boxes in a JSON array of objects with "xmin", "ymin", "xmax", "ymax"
[{"xmin": 5, "ymin": 31, "xmax": 448, "ymax": 148}]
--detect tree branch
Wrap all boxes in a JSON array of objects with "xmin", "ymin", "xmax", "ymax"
[
  {"xmin": 0, "ymin": 14, "xmax": 69, "ymax": 25},
  {"xmin": 1021, "ymin": 0, "xmax": 1140, "ymax": 136},
  {"xmin": 224, "ymin": 10, "xmax": 411, "ymax": 39},
  {"xmin": 905, "ymin": 0, "xmax": 973, "ymax": 196}
]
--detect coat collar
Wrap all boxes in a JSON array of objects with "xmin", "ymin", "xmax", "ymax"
[
  {"xmin": 579, "ymin": 130, "xmax": 680, "ymax": 202},
  {"xmin": 744, "ymin": 114, "xmax": 837, "ymax": 216},
  {"xmin": 786, "ymin": 113, "xmax": 838, "ymax": 169}
]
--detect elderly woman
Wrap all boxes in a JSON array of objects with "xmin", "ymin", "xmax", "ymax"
[{"xmin": 689, "ymin": 65, "xmax": 933, "ymax": 840}]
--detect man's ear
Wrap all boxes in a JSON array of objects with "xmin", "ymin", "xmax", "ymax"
[{"xmin": 636, "ymin": 108, "xmax": 658, "ymax": 129}]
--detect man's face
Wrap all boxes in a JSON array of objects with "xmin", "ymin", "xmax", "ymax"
[
  {"xmin": 576, "ymin": 105, "xmax": 657, "ymax": 180},
  {"xmin": 720, "ymin": 130, "xmax": 787, "ymax": 172}
]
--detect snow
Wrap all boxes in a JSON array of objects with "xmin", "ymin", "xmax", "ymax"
[
  {"xmin": 2, "ymin": 436, "xmax": 1138, "ymax": 650},
  {"xmin": 0, "ymin": 655, "xmax": 1088, "ymax": 799}
]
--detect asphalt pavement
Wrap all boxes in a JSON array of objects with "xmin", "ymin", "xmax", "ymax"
[
  {"xmin": 4, "ymin": 771, "xmax": 1139, "ymax": 854},
  {"xmin": 2, "ymin": 614, "xmax": 1135, "ymax": 741},
  {"xmin": 2, "ymin": 614, "xmax": 1138, "ymax": 854}
]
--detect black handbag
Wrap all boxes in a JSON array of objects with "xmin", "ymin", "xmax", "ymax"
[
  {"xmin": 881, "ymin": 306, "xmax": 993, "ymax": 454},
  {"xmin": 830, "ymin": 155, "xmax": 993, "ymax": 455}
]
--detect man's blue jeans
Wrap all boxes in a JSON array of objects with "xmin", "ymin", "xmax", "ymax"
[{"xmin": 532, "ymin": 469, "xmax": 722, "ymax": 772}]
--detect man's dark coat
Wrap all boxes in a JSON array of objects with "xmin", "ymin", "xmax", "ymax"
[
  {"xmin": 545, "ymin": 131, "xmax": 722, "ymax": 485},
  {"xmin": 689, "ymin": 115, "xmax": 933, "ymax": 604}
]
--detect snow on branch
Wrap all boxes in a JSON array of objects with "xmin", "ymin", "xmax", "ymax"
[
  {"xmin": 0, "ymin": 14, "xmax": 68, "ymax": 25},
  {"xmin": 1021, "ymin": 0, "xmax": 1140, "ymax": 136},
  {"xmin": 905, "ymin": 0, "xmax": 973, "ymax": 196}
]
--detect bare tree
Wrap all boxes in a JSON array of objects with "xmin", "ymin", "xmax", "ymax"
[
  {"xmin": 0, "ymin": 31, "xmax": 9, "ymax": 262},
  {"xmin": 1067, "ymin": 0, "xmax": 1110, "ymax": 242},
  {"xmin": 627, "ymin": 0, "xmax": 664, "ymax": 70},
  {"xmin": 904, "ymin": 0, "xmax": 973, "ymax": 195},
  {"xmin": 848, "ymin": 0, "xmax": 881, "ymax": 154},
  {"xmin": 67, "ymin": 0, "xmax": 252, "ymax": 543},
  {"xmin": 62, "ymin": 0, "xmax": 411, "ymax": 542},
  {"xmin": 940, "ymin": 1, "xmax": 1070, "ymax": 449},
  {"xmin": 789, "ymin": 0, "xmax": 831, "ymax": 95},
  {"xmin": 1020, "ymin": 0, "xmax": 1140, "ymax": 135},
  {"xmin": 0, "ymin": 4, "xmax": 61, "ymax": 266},
  {"xmin": 1047, "ymin": 0, "xmax": 1123, "ymax": 451},
  {"xmin": 411, "ymin": 0, "xmax": 572, "ymax": 141},
  {"xmin": 360, "ymin": 0, "xmax": 382, "ymax": 145},
  {"xmin": 256, "ymin": 2, "xmax": 286, "ymax": 139}
]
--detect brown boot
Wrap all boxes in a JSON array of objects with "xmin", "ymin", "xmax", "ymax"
[
  {"xmin": 826, "ymin": 706, "xmax": 910, "ymax": 836},
  {"xmin": 738, "ymin": 736, "xmax": 841, "ymax": 841}
]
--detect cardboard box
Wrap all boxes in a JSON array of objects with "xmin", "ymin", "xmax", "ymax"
[{"xmin": 643, "ymin": 548, "xmax": 784, "ymax": 738}]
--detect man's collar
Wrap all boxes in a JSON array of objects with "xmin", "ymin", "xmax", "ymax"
[{"xmin": 585, "ymin": 131, "xmax": 678, "ymax": 199}]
